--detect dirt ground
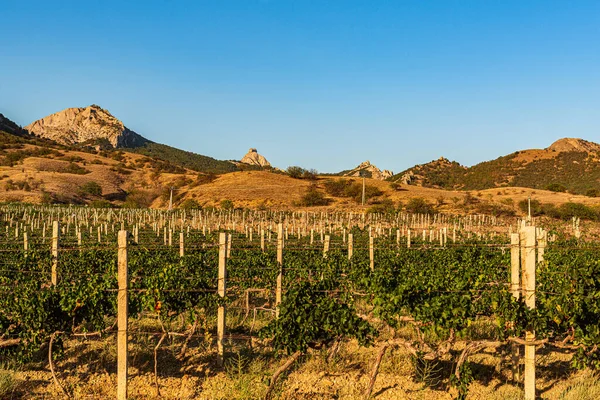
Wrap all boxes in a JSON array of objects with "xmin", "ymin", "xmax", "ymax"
[{"xmin": 7, "ymin": 333, "xmax": 599, "ymax": 400}]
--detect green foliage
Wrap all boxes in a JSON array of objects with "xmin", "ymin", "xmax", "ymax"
[
  {"xmin": 78, "ymin": 181, "xmax": 103, "ymax": 197},
  {"xmin": 405, "ymin": 197, "xmax": 436, "ymax": 215},
  {"xmin": 179, "ymin": 198, "xmax": 202, "ymax": 210},
  {"xmin": 298, "ymin": 186, "xmax": 330, "ymax": 206},
  {"xmin": 127, "ymin": 142, "xmax": 238, "ymax": 174},
  {"xmin": 220, "ymin": 199, "xmax": 234, "ymax": 210},
  {"xmin": 260, "ymin": 279, "xmax": 376, "ymax": 354},
  {"xmin": 323, "ymin": 179, "xmax": 382, "ymax": 204},
  {"xmin": 123, "ymin": 189, "xmax": 159, "ymax": 208},
  {"xmin": 546, "ymin": 183, "xmax": 567, "ymax": 193},
  {"xmin": 286, "ymin": 166, "xmax": 318, "ymax": 180}
]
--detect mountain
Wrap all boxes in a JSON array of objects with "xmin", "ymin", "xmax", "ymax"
[
  {"xmin": 340, "ymin": 161, "xmax": 393, "ymax": 180},
  {"xmin": 25, "ymin": 105, "xmax": 237, "ymax": 174},
  {"xmin": 0, "ymin": 113, "xmax": 27, "ymax": 136},
  {"xmin": 240, "ymin": 148, "xmax": 271, "ymax": 167},
  {"xmin": 391, "ymin": 138, "xmax": 600, "ymax": 195},
  {"xmin": 26, "ymin": 105, "xmax": 147, "ymax": 148}
]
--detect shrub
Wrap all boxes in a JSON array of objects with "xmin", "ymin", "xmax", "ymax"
[
  {"xmin": 220, "ymin": 199, "xmax": 234, "ymax": 210},
  {"xmin": 546, "ymin": 183, "xmax": 567, "ymax": 193},
  {"xmin": 367, "ymin": 198, "xmax": 396, "ymax": 214},
  {"xmin": 286, "ymin": 166, "xmax": 304, "ymax": 179},
  {"xmin": 586, "ymin": 189, "xmax": 599, "ymax": 198},
  {"xmin": 286, "ymin": 166, "xmax": 318, "ymax": 180},
  {"xmin": 405, "ymin": 198, "xmax": 436, "ymax": 215},
  {"xmin": 518, "ymin": 199, "xmax": 543, "ymax": 216},
  {"xmin": 298, "ymin": 186, "xmax": 330, "ymax": 206},
  {"xmin": 557, "ymin": 203, "xmax": 599, "ymax": 221},
  {"xmin": 180, "ymin": 199, "xmax": 202, "ymax": 210},
  {"xmin": 123, "ymin": 189, "xmax": 159, "ymax": 208},
  {"xmin": 78, "ymin": 181, "xmax": 102, "ymax": 197},
  {"xmin": 90, "ymin": 199, "xmax": 113, "ymax": 208}
]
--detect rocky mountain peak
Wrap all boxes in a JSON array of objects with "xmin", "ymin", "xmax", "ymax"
[
  {"xmin": 25, "ymin": 105, "xmax": 147, "ymax": 148},
  {"xmin": 342, "ymin": 160, "xmax": 393, "ymax": 180},
  {"xmin": 547, "ymin": 138, "xmax": 600, "ymax": 154},
  {"xmin": 240, "ymin": 148, "xmax": 271, "ymax": 167}
]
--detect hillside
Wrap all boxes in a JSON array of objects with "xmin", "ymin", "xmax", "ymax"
[
  {"xmin": 0, "ymin": 113, "xmax": 27, "ymax": 136},
  {"xmin": 391, "ymin": 138, "xmax": 600, "ymax": 196},
  {"xmin": 339, "ymin": 161, "xmax": 393, "ymax": 180},
  {"xmin": 25, "ymin": 105, "xmax": 238, "ymax": 174}
]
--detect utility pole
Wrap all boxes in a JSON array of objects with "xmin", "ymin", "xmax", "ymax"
[{"xmin": 168, "ymin": 187, "xmax": 174, "ymax": 211}]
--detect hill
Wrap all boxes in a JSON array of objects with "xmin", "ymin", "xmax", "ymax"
[
  {"xmin": 339, "ymin": 161, "xmax": 393, "ymax": 180},
  {"xmin": 0, "ymin": 113, "xmax": 27, "ymax": 136},
  {"xmin": 391, "ymin": 138, "xmax": 600, "ymax": 196},
  {"xmin": 25, "ymin": 105, "xmax": 238, "ymax": 174}
]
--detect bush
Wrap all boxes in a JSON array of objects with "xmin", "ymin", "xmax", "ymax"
[
  {"xmin": 123, "ymin": 189, "xmax": 159, "ymax": 208},
  {"xmin": 586, "ymin": 189, "xmax": 599, "ymax": 198},
  {"xmin": 286, "ymin": 166, "xmax": 305, "ymax": 179},
  {"xmin": 323, "ymin": 179, "xmax": 382, "ymax": 204},
  {"xmin": 78, "ymin": 181, "xmax": 102, "ymax": 197},
  {"xmin": 220, "ymin": 199, "xmax": 234, "ymax": 210},
  {"xmin": 90, "ymin": 199, "xmax": 113, "ymax": 208},
  {"xmin": 546, "ymin": 183, "xmax": 567, "ymax": 193},
  {"xmin": 518, "ymin": 199, "xmax": 543, "ymax": 216},
  {"xmin": 298, "ymin": 186, "xmax": 330, "ymax": 206},
  {"xmin": 405, "ymin": 197, "xmax": 436, "ymax": 215},
  {"xmin": 286, "ymin": 166, "xmax": 318, "ymax": 180},
  {"xmin": 180, "ymin": 199, "xmax": 202, "ymax": 210},
  {"xmin": 557, "ymin": 202, "xmax": 599, "ymax": 221},
  {"xmin": 367, "ymin": 198, "xmax": 396, "ymax": 214}
]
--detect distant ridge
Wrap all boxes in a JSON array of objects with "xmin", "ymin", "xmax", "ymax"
[{"xmin": 391, "ymin": 138, "xmax": 600, "ymax": 195}]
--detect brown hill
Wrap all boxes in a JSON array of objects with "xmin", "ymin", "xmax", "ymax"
[{"xmin": 391, "ymin": 138, "xmax": 600, "ymax": 196}]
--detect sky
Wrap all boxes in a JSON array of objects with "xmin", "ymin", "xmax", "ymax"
[{"xmin": 1, "ymin": 1, "xmax": 600, "ymax": 173}]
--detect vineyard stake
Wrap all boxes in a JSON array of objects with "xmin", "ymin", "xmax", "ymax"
[
  {"xmin": 117, "ymin": 230, "xmax": 128, "ymax": 400},
  {"xmin": 510, "ymin": 233, "xmax": 520, "ymax": 382},
  {"xmin": 276, "ymin": 223, "xmax": 283, "ymax": 318},
  {"xmin": 522, "ymin": 226, "xmax": 536, "ymax": 400},
  {"xmin": 348, "ymin": 233, "xmax": 353, "ymax": 260},
  {"xmin": 217, "ymin": 232, "xmax": 227, "ymax": 367},
  {"xmin": 51, "ymin": 221, "xmax": 59, "ymax": 286}
]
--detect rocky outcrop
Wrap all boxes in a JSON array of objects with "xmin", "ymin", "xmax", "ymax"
[
  {"xmin": 547, "ymin": 138, "xmax": 600, "ymax": 154},
  {"xmin": 240, "ymin": 148, "xmax": 271, "ymax": 167},
  {"xmin": 342, "ymin": 161, "xmax": 393, "ymax": 180},
  {"xmin": 25, "ymin": 105, "xmax": 147, "ymax": 148}
]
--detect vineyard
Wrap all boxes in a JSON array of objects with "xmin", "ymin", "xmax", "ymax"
[{"xmin": 0, "ymin": 205, "xmax": 599, "ymax": 399}]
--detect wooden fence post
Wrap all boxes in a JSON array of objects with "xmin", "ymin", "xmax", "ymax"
[
  {"xmin": 260, "ymin": 228, "xmax": 265, "ymax": 252},
  {"xmin": 510, "ymin": 233, "xmax": 520, "ymax": 382},
  {"xmin": 217, "ymin": 232, "xmax": 227, "ymax": 368},
  {"xmin": 179, "ymin": 232, "xmax": 184, "ymax": 257},
  {"xmin": 522, "ymin": 226, "xmax": 536, "ymax": 400},
  {"xmin": 52, "ymin": 221, "xmax": 59, "ymax": 286},
  {"xmin": 348, "ymin": 233, "xmax": 353, "ymax": 260},
  {"xmin": 323, "ymin": 234, "xmax": 330, "ymax": 257},
  {"xmin": 369, "ymin": 236, "xmax": 374, "ymax": 271},
  {"xmin": 276, "ymin": 223, "xmax": 283, "ymax": 318},
  {"xmin": 117, "ymin": 230, "xmax": 128, "ymax": 400}
]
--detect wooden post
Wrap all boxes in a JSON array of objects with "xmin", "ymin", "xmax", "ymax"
[
  {"xmin": 52, "ymin": 221, "xmax": 59, "ymax": 286},
  {"xmin": 369, "ymin": 236, "xmax": 374, "ymax": 271},
  {"xmin": 323, "ymin": 234, "xmax": 330, "ymax": 257},
  {"xmin": 179, "ymin": 232, "xmax": 184, "ymax": 257},
  {"xmin": 260, "ymin": 228, "xmax": 265, "ymax": 252},
  {"xmin": 227, "ymin": 233, "xmax": 232, "ymax": 258},
  {"xmin": 407, "ymin": 229, "xmax": 411, "ymax": 248},
  {"xmin": 522, "ymin": 226, "xmax": 536, "ymax": 400},
  {"xmin": 23, "ymin": 232, "xmax": 28, "ymax": 252},
  {"xmin": 217, "ymin": 232, "xmax": 227, "ymax": 368},
  {"xmin": 510, "ymin": 233, "xmax": 520, "ymax": 382},
  {"xmin": 276, "ymin": 223, "xmax": 283, "ymax": 318},
  {"xmin": 348, "ymin": 233, "xmax": 353, "ymax": 260},
  {"xmin": 117, "ymin": 230, "xmax": 128, "ymax": 400}
]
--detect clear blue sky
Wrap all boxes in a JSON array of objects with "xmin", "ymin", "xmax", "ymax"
[{"xmin": 2, "ymin": 1, "xmax": 599, "ymax": 173}]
